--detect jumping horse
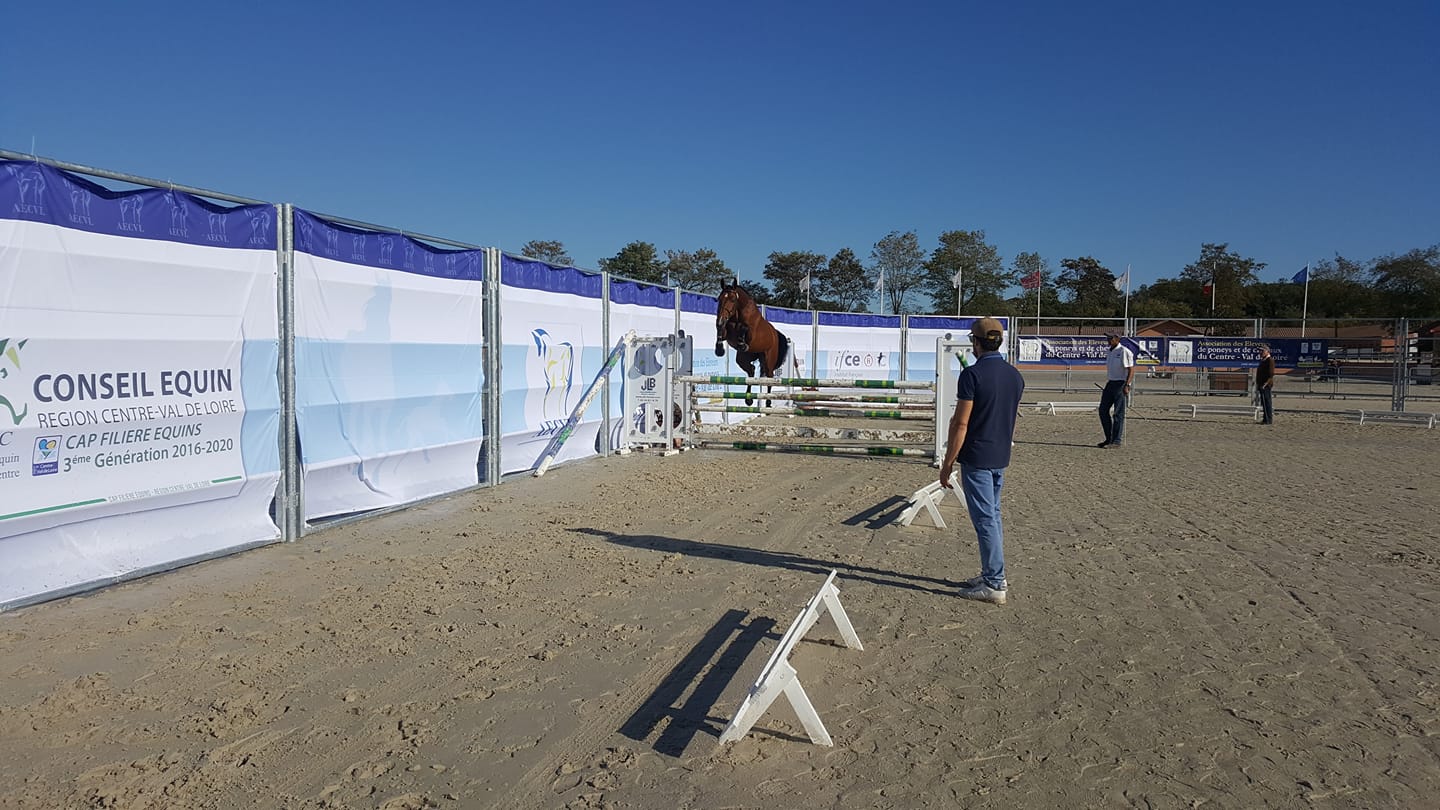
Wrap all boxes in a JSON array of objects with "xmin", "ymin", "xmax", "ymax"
[{"xmin": 714, "ymin": 280, "xmax": 791, "ymax": 406}]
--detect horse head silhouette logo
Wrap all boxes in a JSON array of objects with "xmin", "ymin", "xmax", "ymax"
[
  {"xmin": 164, "ymin": 190, "xmax": 188, "ymax": 231},
  {"xmin": 66, "ymin": 179, "xmax": 93, "ymax": 220},
  {"xmin": 248, "ymin": 209, "xmax": 271, "ymax": 244},
  {"xmin": 379, "ymin": 236, "xmax": 394, "ymax": 265},
  {"xmin": 6, "ymin": 164, "xmax": 46, "ymax": 206},
  {"xmin": 0, "ymin": 338, "xmax": 30, "ymax": 426},
  {"xmin": 119, "ymin": 196, "xmax": 144, "ymax": 230},
  {"xmin": 531, "ymin": 329, "xmax": 575, "ymax": 420},
  {"xmin": 207, "ymin": 211, "xmax": 228, "ymax": 241}
]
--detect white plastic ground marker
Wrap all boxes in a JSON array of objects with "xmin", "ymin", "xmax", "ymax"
[
  {"xmin": 898, "ymin": 472, "xmax": 964, "ymax": 527},
  {"xmin": 718, "ymin": 570, "xmax": 862, "ymax": 747}
]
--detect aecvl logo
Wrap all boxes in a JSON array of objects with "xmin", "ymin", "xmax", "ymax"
[{"xmin": 32, "ymin": 435, "xmax": 60, "ymax": 476}]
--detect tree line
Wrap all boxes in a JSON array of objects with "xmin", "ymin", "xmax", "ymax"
[{"xmin": 519, "ymin": 235, "xmax": 1440, "ymax": 321}]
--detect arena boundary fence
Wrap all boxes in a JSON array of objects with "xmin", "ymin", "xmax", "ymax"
[{"xmin": 2, "ymin": 149, "xmax": 1434, "ymax": 611}]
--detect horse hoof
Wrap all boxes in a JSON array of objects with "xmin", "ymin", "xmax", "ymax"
[{"xmin": 714, "ymin": 342, "xmax": 724, "ymax": 357}]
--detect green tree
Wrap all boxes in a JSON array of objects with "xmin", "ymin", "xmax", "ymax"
[
  {"xmin": 1129, "ymin": 279, "xmax": 1197, "ymax": 321},
  {"xmin": 822, "ymin": 248, "xmax": 871, "ymax": 312},
  {"xmin": 519, "ymin": 240, "xmax": 572, "ymax": 266},
  {"xmin": 870, "ymin": 230, "xmax": 926, "ymax": 314},
  {"xmin": 1370, "ymin": 245, "xmax": 1440, "ymax": 317},
  {"xmin": 599, "ymin": 241, "xmax": 664, "ymax": 284},
  {"xmin": 1056, "ymin": 256, "xmax": 1119, "ymax": 317},
  {"xmin": 762, "ymin": 250, "xmax": 828, "ymax": 309},
  {"xmin": 1007, "ymin": 252, "xmax": 1060, "ymax": 328},
  {"xmin": 1179, "ymin": 243, "xmax": 1266, "ymax": 324},
  {"xmin": 1307, "ymin": 255, "xmax": 1378, "ymax": 318},
  {"xmin": 922, "ymin": 230, "xmax": 1006, "ymax": 315},
  {"xmin": 664, "ymin": 248, "xmax": 730, "ymax": 293}
]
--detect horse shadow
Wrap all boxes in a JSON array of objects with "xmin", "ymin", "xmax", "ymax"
[{"xmin": 568, "ymin": 527, "xmax": 957, "ymax": 596}]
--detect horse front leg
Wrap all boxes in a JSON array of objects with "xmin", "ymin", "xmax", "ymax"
[{"xmin": 737, "ymin": 355, "xmax": 758, "ymax": 406}]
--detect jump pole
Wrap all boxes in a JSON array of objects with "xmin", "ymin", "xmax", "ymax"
[{"xmin": 533, "ymin": 330, "xmax": 634, "ymax": 477}]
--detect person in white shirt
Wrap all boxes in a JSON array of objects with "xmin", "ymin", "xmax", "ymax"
[{"xmin": 1098, "ymin": 331, "xmax": 1134, "ymax": 448}]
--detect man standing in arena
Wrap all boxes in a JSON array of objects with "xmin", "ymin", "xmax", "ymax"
[
  {"xmin": 1098, "ymin": 331, "xmax": 1134, "ymax": 448},
  {"xmin": 939, "ymin": 318, "xmax": 1025, "ymax": 605},
  {"xmin": 1255, "ymin": 344, "xmax": 1275, "ymax": 425}
]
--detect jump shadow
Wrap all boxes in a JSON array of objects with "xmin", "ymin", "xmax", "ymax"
[
  {"xmin": 619, "ymin": 608, "xmax": 778, "ymax": 756},
  {"xmin": 569, "ymin": 528, "xmax": 956, "ymax": 595},
  {"xmin": 841, "ymin": 495, "xmax": 910, "ymax": 528},
  {"xmin": 1013, "ymin": 439, "xmax": 1101, "ymax": 448}
]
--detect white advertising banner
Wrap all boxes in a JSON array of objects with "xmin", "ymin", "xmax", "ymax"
[
  {"xmin": 906, "ymin": 316, "xmax": 1005, "ymax": 382},
  {"xmin": 292, "ymin": 211, "xmax": 484, "ymax": 521},
  {"xmin": 816, "ymin": 312, "xmax": 902, "ymax": 381},
  {"xmin": 498, "ymin": 256, "xmax": 605, "ymax": 475},
  {"xmin": 1, "ymin": 161, "xmax": 280, "ymax": 608}
]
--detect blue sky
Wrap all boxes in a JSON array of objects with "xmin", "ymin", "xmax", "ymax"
[{"xmin": 4, "ymin": 1, "xmax": 1436, "ymax": 294}]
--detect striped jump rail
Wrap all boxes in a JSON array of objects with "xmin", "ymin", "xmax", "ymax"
[
  {"xmin": 695, "ymin": 440, "xmax": 932, "ymax": 457},
  {"xmin": 692, "ymin": 404, "xmax": 934, "ymax": 420},
  {"xmin": 677, "ymin": 374, "xmax": 935, "ymax": 390},
  {"xmin": 706, "ymin": 391, "xmax": 935, "ymax": 405}
]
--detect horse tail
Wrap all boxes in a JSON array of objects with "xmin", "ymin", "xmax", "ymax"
[{"xmin": 775, "ymin": 331, "xmax": 790, "ymax": 372}]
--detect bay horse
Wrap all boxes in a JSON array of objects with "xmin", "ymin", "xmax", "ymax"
[{"xmin": 714, "ymin": 280, "xmax": 791, "ymax": 406}]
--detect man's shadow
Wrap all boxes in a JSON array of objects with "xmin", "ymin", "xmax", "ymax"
[{"xmin": 568, "ymin": 527, "xmax": 956, "ymax": 596}]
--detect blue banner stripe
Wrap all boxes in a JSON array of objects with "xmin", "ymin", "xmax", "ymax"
[
  {"xmin": 501, "ymin": 254, "xmax": 603, "ymax": 297},
  {"xmin": 1, "ymin": 159, "xmax": 275, "ymax": 250},
  {"xmin": 765, "ymin": 307, "xmax": 814, "ymax": 326},
  {"xmin": 610, "ymin": 279, "xmax": 673, "ymax": 307},
  {"xmin": 818, "ymin": 312, "xmax": 900, "ymax": 328},
  {"xmin": 680, "ymin": 292, "xmax": 718, "ymax": 314},
  {"xmin": 293, "ymin": 210, "xmax": 483, "ymax": 280}
]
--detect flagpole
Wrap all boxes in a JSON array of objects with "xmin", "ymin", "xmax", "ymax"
[
  {"xmin": 1300, "ymin": 263, "xmax": 1310, "ymax": 338},
  {"xmin": 1123, "ymin": 264, "xmax": 1131, "ymax": 325},
  {"xmin": 1035, "ymin": 273, "xmax": 1041, "ymax": 335},
  {"xmin": 1210, "ymin": 260, "xmax": 1217, "ymax": 314}
]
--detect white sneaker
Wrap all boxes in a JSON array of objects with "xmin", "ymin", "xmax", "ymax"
[
  {"xmin": 958, "ymin": 574, "xmax": 1008, "ymax": 591},
  {"xmin": 957, "ymin": 582, "xmax": 1007, "ymax": 605}
]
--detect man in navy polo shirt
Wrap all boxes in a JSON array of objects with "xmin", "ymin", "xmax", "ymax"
[{"xmin": 939, "ymin": 317, "xmax": 1025, "ymax": 605}]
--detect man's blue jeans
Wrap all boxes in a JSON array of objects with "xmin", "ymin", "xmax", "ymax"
[
  {"xmin": 960, "ymin": 466, "xmax": 1006, "ymax": 589},
  {"xmin": 1099, "ymin": 380, "xmax": 1128, "ymax": 443}
]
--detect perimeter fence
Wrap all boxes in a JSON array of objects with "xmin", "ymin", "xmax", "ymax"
[{"xmin": 1, "ymin": 151, "xmax": 1434, "ymax": 609}]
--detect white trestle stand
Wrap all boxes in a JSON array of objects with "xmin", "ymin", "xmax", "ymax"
[
  {"xmin": 898, "ymin": 472, "xmax": 965, "ymax": 527},
  {"xmin": 718, "ymin": 570, "xmax": 863, "ymax": 747}
]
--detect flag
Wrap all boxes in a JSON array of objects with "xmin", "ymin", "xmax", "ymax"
[
  {"xmin": 799, "ymin": 273, "xmax": 811, "ymax": 293},
  {"xmin": 874, "ymin": 273, "xmax": 883, "ymax": 292},
  {"xmin": 1113, "ymin": 269, "xmax": 1129, "ymax": 292},
  {"xmin": 1202, "ymin": 282, "xmax": 1213, "ymax": 296},
  {"xmin": 1020, "ymin": 271, "xmax": 1042, "ymax": 290},
  {"xmin": 1291, "ymin": 264, "xmax": 1309, "ymax": 284}
]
